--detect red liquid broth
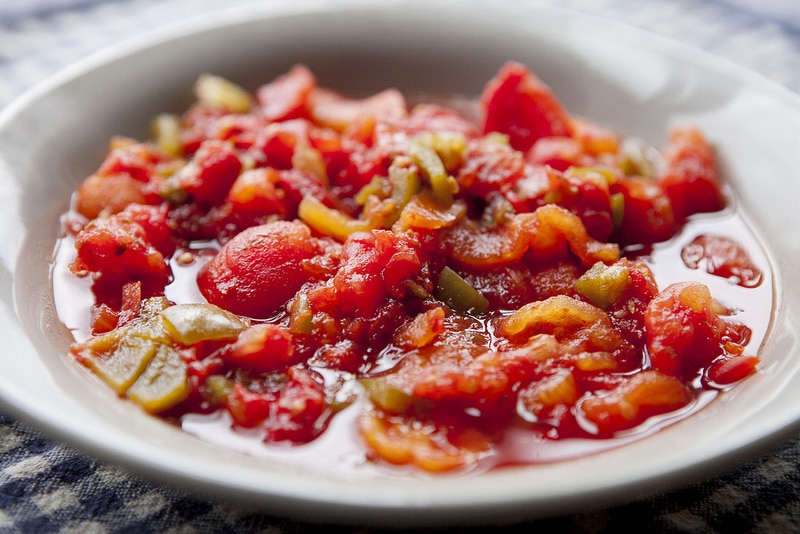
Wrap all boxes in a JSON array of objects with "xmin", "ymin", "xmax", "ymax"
[{"xmin": 52, "ymin": 206, "xmax": 773, "ymax": 476}]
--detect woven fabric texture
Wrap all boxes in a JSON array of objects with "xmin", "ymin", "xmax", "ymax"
[{"xmin": 2, "ymin": 0, "xmax": 800, "ymax": 531}]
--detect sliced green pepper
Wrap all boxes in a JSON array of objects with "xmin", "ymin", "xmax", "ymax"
[
  {"xmin": 435, "ymin": 266, "xmax": 489, "ymax": 314},
  {"xmin": 126, "ymin": 344, "xmax": 188, "ymax": 413},
  {"xmin": 409, "ymin": 141, "xmax": 456, "ymax": 206},
  {"xmin": 574, "ymin": 261, "xmax": 631, "ymax": 309},
  {"xmin": 194, "ymin": 73, "xmax": 254, "ymax": 113},
  {"xmin": 78, "ymin": 331, "xmax": 160, "ymax": 395},
  {"xmin": 360, "ymin": 378, "xmax": 413, "ymax": 414},
  {"xmin": 610, "ymin": 192, "xmax": 625, "ymax": 231},
  {"xmin": 298, "ymin": 195, "xmax": 373, "ymax": 242},
  {"xmin": 387, "ymin": 159, "xmax": 421, "ymax": 223},
  {"xmin": 160, "ymin": 303, "xmax": 249, "ymax": 345},
  {"xmin": 288, "ymin": 292, "xmax": 313, "ymax": 335}
]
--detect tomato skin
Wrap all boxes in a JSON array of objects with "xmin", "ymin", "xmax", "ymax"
[
  {"xmin": 480, "ymin": 61, "xmax": 572, "ymax": 153},
  {"xmin": 251, "ymin": 119, "xmax": 308, "ymax": 169},
  {"xmin": 659, "ymin": 127, "xmax": 725, "ymax": 221},
  {"xmin": 266, "ymin": 367, "xmax": 328, "ymax": 443},
  {"xmin": 333, "ymin": 230, "xmax": 424, "ymax": 316},
  {"xmin": 117, "ymin": 203, "xmax": 175, "ymax": 256},
  {"xmin": 174, "ymin": 139, "xmax": 242, "ymax": 206},
  {"xmin": 442, "ymin": 213, "xmax": 530, "ymax": 269},
  {"xmin": 611, "ymin": 176, "xmax": 676, "ymax": 246},
  {"xmin": 226, "ymin": 382, "xmax": 273, "ymax": 428},
  {"xmin": 225, "ymin": 168, "xmax": 287, "ymax": 218},
  {"xmin": 221, "ymin": 324, "xmax": 295, "ymax": 374},
  {"xmin": 681, "ymin": 234, "xmax": 763, "ymax": 288},
  {"xmin": 645, "ymin": 282, "xmax": 728, "ymax": 377},
  {"xmin": 179, "ymin": 103, "xmax": 229, "ymax": 155},
  {"xmin": 553, "ymin": 171, "xmax": 614, "ymax": 242},
  {"xmin": 75, "ymin": 173, "xmax": 150, "ymax": 220},
  {"xmin": 580, "ymin": 370, "xmax": 692, "ymax": 434},
  {"xmin": 75, "ymin": 141, "xmax": 174, "ymax": 218},
  {"xmin": 606, "ymin": 259, "xmax": 659, "ymax": 351},
  {"xmin": 257, "ymin": 64, "xmax": 316, "ymax": 123},
  {"xmin": 706, "ymin": 355, "xmax": 759, "ymax": 386},
  {"xmin": 456, "ymin": 139, "xmax": 528, "ymax": 198},
  {"xmin": 97, "ymin": 140, "xmax": 174, "ymax": 183},
  {"xmin": 527, "ymin": 136, "xmax": 584, "ymax": 172},
  {"xmin": 375, "ymin": 103, "xmax": 477, "ymax": 145},
  {"xmin": 197, "ymin": 221, "xmax": 318, "ymax": 318},
  {"xmin": 309, "ymin": 86, "xmax": 407, "ymax": 133},
  {"xmin": 276, "ymin": 169, "xmax": 341, "ymax": 219},
  {"xmin": 90, "ymin": 303, "xmax": 120, "ymax": 334},
  {"xmin": 71, "ymin": 210, "xmax": 169, "ymax": 287},
  {"xmin": 457, "ymin": 263, "xmax": 540, "ymax": 310}
]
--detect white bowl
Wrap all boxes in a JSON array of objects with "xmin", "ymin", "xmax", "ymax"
[{"xmin": 1, "ymin": 2, "xmax": 800, "ymax": 526}]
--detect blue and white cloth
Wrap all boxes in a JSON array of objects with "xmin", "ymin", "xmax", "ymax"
[{"xmin": 3, "ymin": 0, "xmax": 800, "ymax": 531}]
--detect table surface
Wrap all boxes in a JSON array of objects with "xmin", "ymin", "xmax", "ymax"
[{"xmin": 3, "ymin": 0, "xmax": 800, "ymax": 531}]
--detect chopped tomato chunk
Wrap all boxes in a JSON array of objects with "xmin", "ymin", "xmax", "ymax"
[
  {"xmin": 58, "ymin": 65, "xmax": 765, "ymax": 475},
  {"xmin": 480, "ymin": 61, "xmax": 572, "ymax": 152},
  {"xmin": 71, "ymin": 209, "xmax": 169, "ymax": 288},
  {"xmin": 645, "ymin": 282, "xmax": 729, "ymax": 377},
  {"xmin": 257, "ymin": 64, "xmax": 316, "ymax": 123},
  {"xmin": 198, "ymin": 221, "xmax": 319, "ymax": 318},
  {"xmin": 580, "ymin": 370, "xmax": 692, "ymax": 434},
  {"xmin": 706, "ymin": 355, "xmax": 760, "ymax": 385},
  {"xmin": 221, "ymin": 324, "xmax": 295, "ymax": 373},
  {"xmin": 659, "ymin": 127, "xmax": 725, "ymax": 221},
  {"xmin": 171, "ymin": 139, "xmax": 242, "ymax": 206}
]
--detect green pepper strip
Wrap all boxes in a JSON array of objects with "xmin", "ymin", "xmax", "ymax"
[
  {"xmin": 409, "ymin": 141, "xmax": 455, "ymax": 206},
  {"xmin": 435, "ymin": 266, "xmax": 489, "ymax": 314}
]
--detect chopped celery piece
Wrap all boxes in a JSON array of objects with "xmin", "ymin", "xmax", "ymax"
[
  {"xmin": 72, "ymin": 297, "xmax": 181, "ymax": 397},
  {"xmin": 610, "ymin": 192, "xmax": 625, "ymax": 231},
  {"xmin": 292, "ymin": 143, "xmax": 328, "ymax": 185},
  {"xmin": 617, "ymin": 137, "xmax": 659, "ymax": 178},
  {"xmin": 574, "ymin": 261, "xmax": 631, "ymax": 309},
  {"xmin": 354, "ymin": 176, "xmax": 391, "ymax": 206},
  {"xmin": 152, "ymin": 114, "xmax": 183, "ymax": 157},
  {"xmin": 360, "ymin": 379, "xmax": 412, "ymax": 414},
  {"xmin": 389, "ymin": 160, "xmax": 421, "ymax": 212},
  {"xmin": 499, "ymin": 298, "xmax": 573, "ymax": 337},
  {"xmin": 130, "ymin": 300, "xmax": 173, "ymax": 344},
  {"xmin": 436, "ymin": 266, "xmax": 489, "ymax": 314},
  {"xmin": 204, "ymin": 375, "xmax": 234, "ymax": 406},
  {"xmin": 72, "ymin": 297, "xmax": 172, "ymax": 393},
  {"xmin": 298, "ymin": 195, "xmax": 373, "ymax": 241},
  {"xmin": 413, "ymin": 132, "xmax": 467, "ymax": 173},
  {"xmin": 140, "ymin": 296, "xmax": 171, "ymax": 318},
  {"xmin": 194, "ymin": 73, "xmax": 253, "ymax": 113},
  {"xmin": 127, "ymin": 344, "xmax": 188, "ymax": 413},
  {"xmin": 409, "ymin": 141, "xmax": 456, "ymax": 206},
  {"xmin": 288, "ymin": 292, "xmax": 313, "ymax": 335},
  {"xmin": 566, "ymin": 166, "xmax": 617, "ymax": 186},
  {"xmin": 483, "ymin": 132, "xmax": 510, "ymax": 145}
]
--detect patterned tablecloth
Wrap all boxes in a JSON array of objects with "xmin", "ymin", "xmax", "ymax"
[{"xmin": 2, "ymin": 0, "xmax": 800, "ymax": 531}]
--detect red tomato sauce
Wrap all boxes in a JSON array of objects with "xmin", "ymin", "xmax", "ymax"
[{"xmin": 53, "ymin": 63, "xmax": 773, "ymax": 475}]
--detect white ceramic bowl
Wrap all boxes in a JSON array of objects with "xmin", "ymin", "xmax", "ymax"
[{"xmin": 2, "ymin": 2, "xmax": 800, "ymax": 526}]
